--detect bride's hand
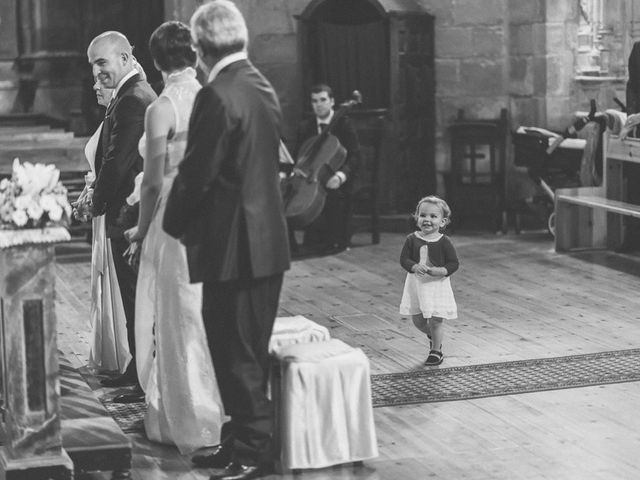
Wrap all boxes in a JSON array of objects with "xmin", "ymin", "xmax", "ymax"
[
  {"xmin": 123, "ymin": 240, "xmax": 141, "ymax": 271},
  {"xmin": 124, "ymin": 226, "xmax": 143, "ymax": 243}
]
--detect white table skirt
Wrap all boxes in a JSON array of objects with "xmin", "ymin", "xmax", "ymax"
[{"xmin": 277, "ymin": 339, "xmax": 378, "ymax": 469}]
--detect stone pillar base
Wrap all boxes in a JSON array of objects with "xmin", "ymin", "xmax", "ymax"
[{"xmin": 0, "ymin": 447, "xmax": 73, "ymax": 480}]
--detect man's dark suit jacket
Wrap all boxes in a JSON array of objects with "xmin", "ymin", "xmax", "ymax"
[
  {"xmin": 92, "ymin": 73, "xmax": 157, "ymax": 238},
  {"xmin": 294, "ymin": 114, "xmax": 361, "ymax": 191},
  {"xmin": 163, "ymin": 59, "xmax": 290, "ymax": 283}
]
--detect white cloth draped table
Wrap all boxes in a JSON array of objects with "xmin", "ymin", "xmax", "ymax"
[{"xmin": 274, "ymin": 338, "xmax": 378, "ymax": 470}]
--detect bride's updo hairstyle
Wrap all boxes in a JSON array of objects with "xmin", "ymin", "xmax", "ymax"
[{"xmin": 149, "ymin": 21, "xmax": 196, "ymax": 72}]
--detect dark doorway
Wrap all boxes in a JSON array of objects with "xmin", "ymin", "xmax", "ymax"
[
  {"xmin": 306, "ymin": 0, "xmax": 389, "ymax": 109},
  {"xmin": 298, "ymin": 0, "xmax": 435, "ymax": 214}
]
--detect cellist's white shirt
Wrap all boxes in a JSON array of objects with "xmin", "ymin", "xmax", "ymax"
[
  {"xmin": 316, "ymin": 109, "xmax": 346, "ymax": 184},
  {"xmin": 316, "ymin": 109, "xmax": 335, "ymax": 134}
]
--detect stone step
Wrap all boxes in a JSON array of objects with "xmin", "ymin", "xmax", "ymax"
[
  {"xmin": 0, "ymin": 130, "xmax": 74, "ymax": 142},
  {"xmin": 0, "ymin": 125, "xmax": 52, "ymax": 134},
  {"xmin": 0, "ymin": 137, "xmax": 89, "ymax": 174},
  {"xmin": 0, "ymin": 113, "xmax": 68, "ymax": 129}
]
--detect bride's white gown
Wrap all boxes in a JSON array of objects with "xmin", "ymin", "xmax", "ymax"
[{"xmin": 135, "ymin": 67, "xmax": 224, "ymax": 454}]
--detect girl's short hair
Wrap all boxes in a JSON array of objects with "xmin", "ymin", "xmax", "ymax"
[
  {"xmin": 149, "ymin": 21, "xmax": 196, "ymax": 72},
  {"xmin": 414, "ymin": 195, "xmax": 452, "ymax": 220}
]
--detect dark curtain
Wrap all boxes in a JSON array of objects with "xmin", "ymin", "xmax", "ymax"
[{"xmin": 313, "ymin": 21, "xmax": 388, "ymax": 108}]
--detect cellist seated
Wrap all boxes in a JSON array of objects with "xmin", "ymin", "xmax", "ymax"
[{"xmin": 290, "ymin": 83, "xmax": 361, "ymax": 254}]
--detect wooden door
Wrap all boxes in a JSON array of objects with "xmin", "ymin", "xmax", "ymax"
[{"xmin": 389, "ymin": 14, "xmax": 435, "ymax": 212}]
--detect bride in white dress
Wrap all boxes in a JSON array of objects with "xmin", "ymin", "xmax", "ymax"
[
  {"xmin": 124, "ymin": 21, "xmax": 224, "ymax": 454},
  {"xmin": 75, "ymin": 79, "xmax": 131, "ymax": 374}
]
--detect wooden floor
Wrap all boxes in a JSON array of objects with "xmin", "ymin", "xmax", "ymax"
[{"xmin": 55, "ymin": 230, "xmax": 640, "ymax": 480}]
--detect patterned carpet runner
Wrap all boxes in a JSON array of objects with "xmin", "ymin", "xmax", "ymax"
[
  {"xmin": 371, "ymin": 348, "xmax": 640, "ymax": 407},
  {"xmin": 97, "ymin": 349, "xmax": 640, "ymax": 429}
]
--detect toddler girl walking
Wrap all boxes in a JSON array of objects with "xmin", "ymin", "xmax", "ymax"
[{"xmin": 399, "ymin": 195, "xmax": 459, "ymax": 366}]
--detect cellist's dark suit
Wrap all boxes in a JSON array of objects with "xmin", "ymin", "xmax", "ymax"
[{"xmin": 294, "ymin": 114, "xmax": 361, "ymax": 251}]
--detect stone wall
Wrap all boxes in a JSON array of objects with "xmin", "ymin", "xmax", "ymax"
[
  {"xmin": 2, "ymin": 0, "xmax": 637, "ymax": 202},
  {"xmin": 431, "ymin": 0, "xmax": 509, "ymax": 192},
  {"xmin": 170, "ymin": 0, "xmax": 511, "ymax": 195},
  {"xmin": 166, "ymin": 0, "xmax": 307, "ymax": 143}
]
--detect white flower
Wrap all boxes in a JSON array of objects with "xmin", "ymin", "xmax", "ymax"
[
  {"xmin": 12, "ymin": 158, "xmax": 60, "ymax": 197},
  {"xmin": 27, "ymin": 200, "xmax": 44, "ymax": 222},
  {"xmin": 1, "ymin": 159, "xmax": 71, "ymax": 228},
  {"xmin": 14, "ymin": 195, "xmax": 31, "ymax": 211},
  {"xmin": 39, "ymin": 194, "xmax": 58, "ymax": 213},
  {"xmin": 11, "ymin": 209, "xmax": 28, "ymax": 227},
  {"xmin": 0, "ymin": 204, "xmax": 13, "ymax": 222},
  {"xmin": 47, "ymin": 203, "xmax": 63, "ymax": 222}
]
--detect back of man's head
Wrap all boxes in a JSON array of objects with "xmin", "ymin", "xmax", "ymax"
[{"xmin": 190, "ymin": 0, "xmax": 248, "ymax": 59}]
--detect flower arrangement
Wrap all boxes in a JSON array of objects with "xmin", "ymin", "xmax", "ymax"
[{"xmin": 0, "ymin": 158, "xmax": 72, "ymax": 230}]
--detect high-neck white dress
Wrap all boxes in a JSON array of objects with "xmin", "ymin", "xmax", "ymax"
[{"xmin": 134, "ymin": 67, "xmax": 224, "ymax": 454}]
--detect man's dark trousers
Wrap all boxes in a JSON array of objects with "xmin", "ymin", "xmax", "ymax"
[{"xmin": 202, "ymin": 273, "xmax": 284, "ymax": 466}]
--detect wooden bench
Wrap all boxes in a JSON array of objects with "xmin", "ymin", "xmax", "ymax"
[{"xmin": 555, "ymin": 133, "xmax": 640, "ymax": 251}]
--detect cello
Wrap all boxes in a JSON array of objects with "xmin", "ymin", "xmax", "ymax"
[{"xmin": 281, "ymin": 90, "xmax": 362, "ymax": 228}]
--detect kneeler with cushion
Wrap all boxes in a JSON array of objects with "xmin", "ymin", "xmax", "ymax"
[{"xmin": 269, "ymin": 315, "xmax": 331, "ymax": 354}]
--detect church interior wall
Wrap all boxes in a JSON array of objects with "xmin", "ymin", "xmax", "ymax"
[{"xmin": 0, "ymin": 0, "xmax": 637, "ymax": 204}]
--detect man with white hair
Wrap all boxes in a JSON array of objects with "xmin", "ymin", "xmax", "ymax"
[
  {"xmin": 87, "ymin": 31, "xmax": 157, "ymax": 401},
  {"xmin": 163, "ymin": 1, "xmax": 290, "ymax": 479}
]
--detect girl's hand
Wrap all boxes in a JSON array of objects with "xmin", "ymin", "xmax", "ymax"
[
  {"xmin": 412, "ymin": 264, "xmax": 429, "ymax": 276},
  {"xmin": 426, "ymin": 267, "xmax": 447, "ymax": 277}
]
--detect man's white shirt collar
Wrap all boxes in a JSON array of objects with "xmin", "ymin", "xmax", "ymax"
[
  {"xmin": 112, "ymin": 69, "xmax": 138, "ymax": 101},
  {"xmin": 317, "ymin": 109, "xmax": 334, "ymax": 133},
  {"xmin": 207, "ymin": 51, "xmax": 249, "ymax": 83}
]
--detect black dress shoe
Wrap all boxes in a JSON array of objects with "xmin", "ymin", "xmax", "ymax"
[
  {"xmin": 100, "ymin": 374, "xmax": 137, "ymax": 388},
  {"xmin": 192, "ymin": 443, "xmax": 232, "ymax": 469},
  {"xmin": 209, "ymin": 462, "xmax": 270, "ymax": 480},
  {"xmin": 112, "ymin": 388, "xmax": 145, "ymax": 404}
]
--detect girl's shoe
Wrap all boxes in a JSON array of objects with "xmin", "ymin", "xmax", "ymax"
[{"xmin": 424, "ymin": 350, "xmax": 443, "ymax": 366}]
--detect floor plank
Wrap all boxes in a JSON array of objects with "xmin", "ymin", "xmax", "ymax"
[{"xmin": 54, "ymin": 231, "xmax": 640, "ymax": 480}]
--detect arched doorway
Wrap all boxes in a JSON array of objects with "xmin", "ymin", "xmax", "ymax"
[{"xmin": 298, "ymin": 0, "xmax": 435, "ymax": 213}]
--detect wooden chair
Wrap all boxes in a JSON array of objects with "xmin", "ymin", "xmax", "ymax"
[{"xmin": 444, "ymin": 108, "xmax": 508, "ymax": 233}]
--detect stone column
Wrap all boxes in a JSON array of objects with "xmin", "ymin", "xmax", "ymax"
[
  {"xmin": 0, "ymin": 227, "xmax": 73, "ymax": 480},
  {"xmin": 630, "ymin": 0, "xmax": 640, "ymax": 43}
]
